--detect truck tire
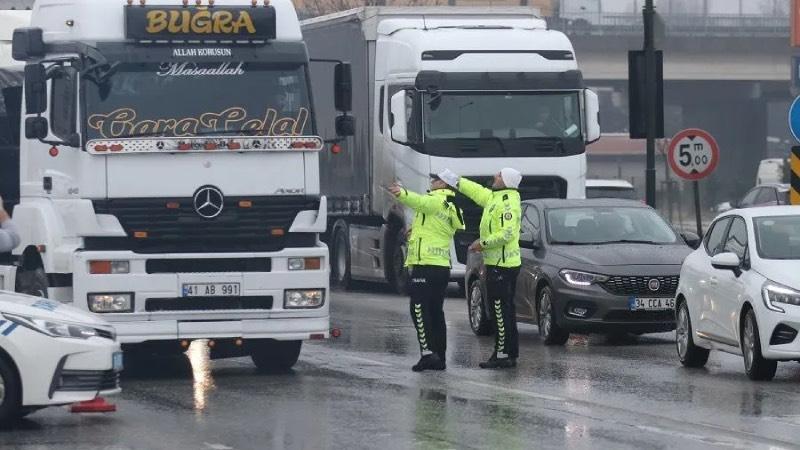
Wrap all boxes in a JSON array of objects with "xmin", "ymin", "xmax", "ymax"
[
  {"xmin": 387, "ymin": 227, "xmax": 409, "ymax": 295},
  {"xmin": 0, "ymin": 356, "xmax": 22, "ymax": 423},
  {"xmin": 250, "ymin": 340, "xmax": 302, "ymax": 373},
  {"xmin": 331, "ymin": 225, "xmax": 352, "ymax": 290}
]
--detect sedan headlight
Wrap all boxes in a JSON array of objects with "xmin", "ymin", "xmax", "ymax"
[
  {"xmin": 3, "ymin": 313, "xmax": 98, "ymax": 339},
  {"xmin": 762, "ymin": 281, "xmax": 800, "ymax": 313},
  {"xmin": 559, "ymin": 269, "xmax": 609, "ymax": 287},
  {"xmin": 88, "ymin": 293, "xmax": 134, "ymax": 313},
  {"xmin": 284, "ymin": 289, "xmax": 325, "ymax": 309}
]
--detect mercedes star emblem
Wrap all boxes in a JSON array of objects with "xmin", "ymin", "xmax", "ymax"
[
  {"xmin": 193, "ymin": 185, "xmax": 224, "ymax": 219},
  {"xmin": 648, "ymin": 278, "xmax": 661, "ymax": 292}
]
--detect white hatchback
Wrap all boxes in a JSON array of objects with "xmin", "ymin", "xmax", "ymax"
[
  {"xmin": 0, "ymin": 291, "xmax": 122, "ymax": 422},
  {"xmin": 675, "ymin": 206, "xmax": 800, "ymax": 380}
]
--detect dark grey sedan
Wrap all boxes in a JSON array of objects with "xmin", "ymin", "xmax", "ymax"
[{"xmin": 465, "ymin": 199, "xmax": 697, "ymax": 345}]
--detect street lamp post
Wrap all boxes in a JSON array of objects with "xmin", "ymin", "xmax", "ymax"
[{"xmin": 644, "ymin": 0, "xmax": 657, "ymax": 208}]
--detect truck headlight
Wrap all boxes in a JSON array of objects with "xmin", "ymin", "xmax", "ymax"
[
  {"xmin": 288, "ymin": 257, "xmax": 322, "ymax": 271},
  {"xmin": 559, "ymin": 269, "xmax": 608, "ymax": 287},
  {"xmin": 88, "ymin": 293, "xmax": 134, "ymax": 313},
  {"xmin": 3, "ymin": 313, "xmax": 98, "ymax": 339},
  {"xmin": 762, "ymin": 281, "xmax": 800, "ymax": 313},
  {"xmin": 284, "ymin": 289, "xmax": 325, "ymax": 309}
]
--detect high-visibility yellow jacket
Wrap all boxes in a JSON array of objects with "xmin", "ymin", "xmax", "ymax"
[
  {"xmin": 458, "ymin": 178, "xmax": 522, "ymax": 268},
  {"xmin": 396, "ymin": 188, "xmax": 465, "ymax": 267}
]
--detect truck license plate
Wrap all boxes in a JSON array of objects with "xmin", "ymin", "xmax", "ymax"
[
  {"xmin": 182, "ymin": 283, "xmax": 240, "ymax": 297},
  {"xmin": 629, "ymin": 297, "xmax": 675, "ymax": 311}
]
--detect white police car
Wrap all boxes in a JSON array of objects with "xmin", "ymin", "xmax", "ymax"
[{"xmin": 0, "ymin": 290, "xmax": 122, "ymax": 422}]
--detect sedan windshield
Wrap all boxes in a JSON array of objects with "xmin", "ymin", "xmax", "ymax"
[
  {"xmin": 546, "ymin": 207, "xmax": 678, "ymax": 245},
  {"xmin": 754, "ymin": 215, "xmax": 800, "ymax": 259}
]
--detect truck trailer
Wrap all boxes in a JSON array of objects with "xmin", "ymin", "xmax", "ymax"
[
  {"xmin": 303, "ymin": 7, "xmax": 600, "ymax": 293},
  {"xmin": 6, "ymin": 0, "xmax": 353, "ymax": 370}
]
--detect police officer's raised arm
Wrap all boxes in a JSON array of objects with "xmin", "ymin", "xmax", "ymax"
[{"xmin": 391, "ymin": 186, "xmax": 448, "ymax": 215}]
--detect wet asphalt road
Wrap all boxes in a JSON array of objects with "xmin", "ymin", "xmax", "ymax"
[{"xmin": 4, "ymin": 286, "xmax": 800, "ymax": 450}]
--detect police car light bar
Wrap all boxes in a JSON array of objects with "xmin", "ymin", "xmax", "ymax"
[{"xmin": 86, "ymin": 136, "xmax": 324, "ymax": 155}]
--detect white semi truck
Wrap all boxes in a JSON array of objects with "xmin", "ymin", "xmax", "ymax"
[
  {"xmin": 303, "ymin": 7, "xmax": 600, "ymax": 293},
  {"xmin": 4, "ymin": 0, "xmax": 353, "ymax": 370}
]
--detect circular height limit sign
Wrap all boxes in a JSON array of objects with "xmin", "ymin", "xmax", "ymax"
[{"xmin": 668, "ymin": 128, "xmax": 720, "ymax": 181}]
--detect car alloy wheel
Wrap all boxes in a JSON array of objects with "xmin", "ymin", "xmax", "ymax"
[
  {"xmin": 743, "ymin": 316, "xmax": 755, "ymax": 371},
  {"xmin": 469, "ymin": 283, "xmax": 483, "ymax": 331},
  {"xmin": 741, "ymin": 309, "xmax": 777, "ymax": 381},
  {"xmin": 539, "ymin": 290, "xmax": 552, "ymax": 337},
  {"xmin": 0, "ymin": 371, "xmax": 5, "ymax": 405},
  {"xmin": 676, "ymin": 305, "xmax": 690, "ymax": 359}
]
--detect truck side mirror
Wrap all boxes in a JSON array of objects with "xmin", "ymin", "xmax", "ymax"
[
  {"xmin": 334, "ymin": 62, "xmax": 352, "ymax": 113},
  {"xmin": 584, "ymin": 89, "xmax": 600, "ymax": 143},
  {"xmin": 12, "ymin": 28, "xmax": 45, "ymax": 61},
  {"xmin": 390, "ymin": 90, "xmax": 408, "ymax": 144},
  {"xmin": 24, "ymin": 63, "xmax": 47, "ymax": 115},
  {"xmin": 336, "ymin": 115, "xmax": 355, "ymax": 137},
  {"xmin": 25, "ymin": 116, "xmax": 48, "ymax": 140}
]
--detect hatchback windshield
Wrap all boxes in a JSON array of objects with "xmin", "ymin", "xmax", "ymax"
[
  {"xmin": 754, "ymin": 215, "xmax": 800, "ymax": 259},
  {"xmin": 546, "ymin": 207, "xmax": 678, "ymax": 245}
]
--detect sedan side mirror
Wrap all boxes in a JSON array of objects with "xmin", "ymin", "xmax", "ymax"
[
  {"xmin": 680, "ymin": 231, "xmax": 701, "ymax": 250},
  {"xmin": 519, "ymin": 232, "xmax": 541, "ymax": 250},
  {"xmin": 711, "ymin": 252, "xmax": 742, "ymax": 276}
]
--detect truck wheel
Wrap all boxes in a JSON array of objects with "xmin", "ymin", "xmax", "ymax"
[
  {"xmin": 0, "ymin": 356, "xmax": 22, "ymax": 423},
  {"xmin": 250, "ymin": 340, "xmax": 302, "ymax": 373},
  {"xmin": 331, "ymin": 226, "xmax": 352, "ymax": 290},
  {"xmin": 387, "ymin": 228, "xmax": 409, "ymax": 295}
]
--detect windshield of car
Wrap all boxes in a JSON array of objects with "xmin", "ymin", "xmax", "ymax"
[
  {"xmin": 546, "ymin": 206, "xmax": 679, "ymax": 245},
  {"xmin": 753, "ymin": 215, "xmax": 800, "ymax": 259},
  {"xmin": 84, "ymin": 62, "xmax": 312, "ymax": 139},
  {"xmin": 424, "ymin": 91, "xmax": 582, "ymax": 141},
  {"xmin": 585, "ymin": 187, "xmax": 638, "ymax": 200}
]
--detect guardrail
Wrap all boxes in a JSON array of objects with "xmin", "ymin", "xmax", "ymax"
[{"xmin": 549, "ymin": 13, "xmax": 789, "ymax": 37}]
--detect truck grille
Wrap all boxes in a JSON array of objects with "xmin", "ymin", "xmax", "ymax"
[
  {"xmin": 146, "ymin": 258, "xmax": 271, "ymax": 274},
  {"xmin": 145, "ymin": 296, "xmax": 274, "ymax": 312},
  {"xmin": 57, "ymin": 370, "xmax": 120, "ymax": 392},
  {"xmin": 453, "ymin": 176, "xmax": 567, "ymax": 263},
  {"xmin": 600, "ymin": 275, "xmax": 680, "ymax": 296},
  {"xmin": 89, "ymin": 196, "xmax": 318, "ymax": 253}
]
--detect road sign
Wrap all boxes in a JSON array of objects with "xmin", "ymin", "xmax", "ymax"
[{"xmin": 668, "ymin": 128, "xmax": 719, "ymax": 181}]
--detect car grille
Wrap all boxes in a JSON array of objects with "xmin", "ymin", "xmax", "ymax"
[
  {"xmin": 453, "ymin": 176, "xmax": 567, "ymax": 263},
  {"xmin": 146, "ymin": 258, "xmax": 271, "ymax": 274},
  {"xmin": 89, "ymin": 196, "xmax": 318, "ymax": 253},
  {"xmin": 604, "ymin": 310, "xmax": 675, "ymax": 322},
  {"xmin": 600, "ymin": 275, "xmax": 680, "ymax": 296},
  {"xmin": 57, "ymin": 370, "xmax": 120, "ymax": 392},
  {"xmin": 145, "ymin": 296, "xmax": 274, "ymax": 312}
]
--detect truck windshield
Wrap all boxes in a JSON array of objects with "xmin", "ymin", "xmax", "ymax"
[
  {"xmin": 422, "ymin": 91, "xmax": 583, "ymax": 157},
  {"xmin": 84, "ymin": 62, "xmax": 312, "ymax": 140}
]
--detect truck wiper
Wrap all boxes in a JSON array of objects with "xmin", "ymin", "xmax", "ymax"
[
  {"xmin": 551, "ymin": 240, "xmax": 591, "ymax": 245},
  {"xmin": 112, "ymin": 129, "xmax": 267, "ymax": 139},
  {"xmin": 597, "ymin": 239, "xmax": 663, "ymax": 245},
  {"xmin": 474, "ymin": 137, "xmax": 506, "ymax": 154}
]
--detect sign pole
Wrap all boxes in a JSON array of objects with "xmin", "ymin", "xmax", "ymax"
[
  {"xmin": 644, "ymin": 0, "xmax": 657, "ymax": 208},
  {"xmin": 792, "ymin": 146, "xmax": 800, "ymax": 205},
  {"xmin": 692, "ymin": 181, "xmax": 703, "ymax": 237}
]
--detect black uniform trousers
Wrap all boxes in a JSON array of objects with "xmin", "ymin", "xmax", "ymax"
[
  {"xmin": 486, "ymin": 265, "xmax": 521, "ymax": 359},
  {"xmin": 408, "ymin": 265, "xmax": 450, "ymax": 359}
]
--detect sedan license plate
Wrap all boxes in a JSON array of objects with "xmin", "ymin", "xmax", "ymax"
[
  {"xmin": 629, "ymin": 297, "xmax": 675, "ymax": 311},
  {"xmin": 112, "ymin": 352, "xmax": 124, "ymax": 372},
  {"xmin": 182, "ymin": 283, "xmax": 240, "ymax": 297}
]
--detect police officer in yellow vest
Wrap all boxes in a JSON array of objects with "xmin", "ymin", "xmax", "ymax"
[
  {"xmin": 389, "ymin": 172, "xmax": 465, "ymax": 372},
  {"xmin": 438, "ymin": 168, "xmax": 522, "ymax": 369}
]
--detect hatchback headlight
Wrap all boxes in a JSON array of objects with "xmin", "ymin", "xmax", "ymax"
[
  {"xmin": 762, "ymin": 281, "xmax": 800, "ymax": 313},
  {"xmin": 3, "ymin": 313, "xmax": 98, "ymax": 339},
  {"xmin": 559, "ymin": 269, "xmax": 609, "ymax": 287},
  {"xmin": 88, "ymin": 293, "xmax": 134, "ymax": 313},
  {"xmin": 284, "ymin": 289, "xmax": 325, "ymax": 308}
]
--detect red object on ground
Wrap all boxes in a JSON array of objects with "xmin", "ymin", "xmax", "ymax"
[
  {"xmin": 70, "ymin": 397, "xmax": 117, "ymax": 413},
  {"xmin": 331, "ymin": 328, "xmax": 342, "ymax": 338}
]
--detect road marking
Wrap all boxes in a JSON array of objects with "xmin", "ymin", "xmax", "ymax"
[{"xmin": 204, "ymin": 443, "xmax": 234, "ymax": 450}]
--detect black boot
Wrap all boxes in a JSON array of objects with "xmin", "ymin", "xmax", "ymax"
[
  {"xmin": 479, "ymin": 355, "xmax": 517, "ymax": 369},
  {"xmin": 412, "ymin": 353, "xmax": 446, "ymax": 372}
]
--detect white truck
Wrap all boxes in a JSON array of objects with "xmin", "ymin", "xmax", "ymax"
[
  {"xmin": 5, "ymin": 0, "xmax": 353, "ymax": 370},
  {"xmin": 302, "ymin": 7, "xmax": 599, "ymax": 293}
]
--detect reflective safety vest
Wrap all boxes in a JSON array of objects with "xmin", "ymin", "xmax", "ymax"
[
  {"xmin": 397, "ymin": 188, "xmax": 465, "ymax": 267},
  {"xmin": 458, "ymin": 178, "xmax": 522, "ymax": 268}
]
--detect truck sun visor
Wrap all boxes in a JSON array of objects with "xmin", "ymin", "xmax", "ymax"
[{"xmin": 414, "ymin": 70, "xmax": 585, "ymax": 92}]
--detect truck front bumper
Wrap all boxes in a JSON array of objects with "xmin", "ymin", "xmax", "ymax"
[{"xmin": 72, "ymin": 246, "xmax": 330, "ymax": 344}]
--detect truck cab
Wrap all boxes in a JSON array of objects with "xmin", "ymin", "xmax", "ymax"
[{"xmin": 9, "ymin": 0, "xmax": 351, "ymax": 370}]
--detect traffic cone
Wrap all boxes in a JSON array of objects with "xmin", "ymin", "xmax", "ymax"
[{"xmin": 70, "ymin": 397, "xmax": 117, "ymax": 413}]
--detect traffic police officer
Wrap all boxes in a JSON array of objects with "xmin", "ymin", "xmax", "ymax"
[
  {"xmin": 438, "ymin": 168, "xmax": 522, "ymax": 369},
  {"xmin": 389, "ymin": 173, "xmax": 465, "ymax": 372}
]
